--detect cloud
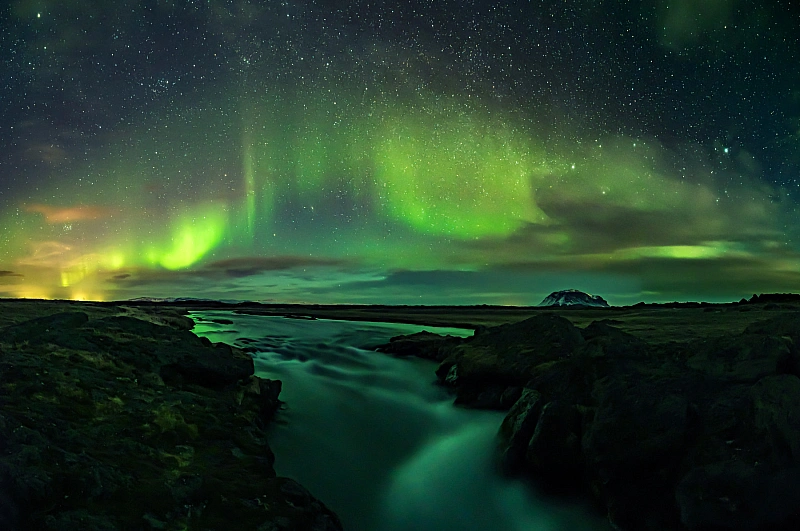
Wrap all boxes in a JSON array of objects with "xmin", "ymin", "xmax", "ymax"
[
  {"xmin": 486, "ymin": 244, "xmax": 800, "ymax": 302},
  {"xmin": 24, "ymin": 203, "xmax": 115, "ymax": 224},
  {"xmin": 15, "ymin": 241, "xmax": 74, "ymax": 266},
  {"xmin": 604, "ymin": 255, "xmax": 800, "ymax": 301},
  {"xmin": 202, "ymin": 256, "xmax": 354, "ymax": 278},
  {"xmin": 105, "ymin": 255, "xmax": 357, "ymax": 290},
  {"xmin": 0, "ymin": 270, "xmax": 23, "ymax": 278},
  {"xmin": 104, "ymin": 268, "xmax": 204, "ymax": 288},
  {"xmin": 443, "ymin": 135, "xmax": 787, "ymax": 272},
  {"xmin": 100, "ymin": 259, "xmax": 378, "ymax": 303}
]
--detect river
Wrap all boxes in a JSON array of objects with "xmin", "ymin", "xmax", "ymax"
[{"xmin": 191, "ymin": 311, "xmax": 611, "ymax": 531}]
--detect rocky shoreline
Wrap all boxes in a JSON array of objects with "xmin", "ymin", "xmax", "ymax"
[
  {"xmin": 0, "ymin": 303, "xmax": 341, "ymax": 530},
  {"xmin": 378, "ymin": 310, "xmax": 800, "ymax": 530},
  {"xmin": 6, "ymin": 298, "xmax": 800, "ymax": 530}
]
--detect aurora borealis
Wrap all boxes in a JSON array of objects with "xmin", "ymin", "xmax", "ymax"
[{"xmin": 1, "ymin": 1, "xmax": 799, "ymax": 304}]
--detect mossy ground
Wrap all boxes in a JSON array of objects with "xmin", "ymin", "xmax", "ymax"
[{"xmin": 0, "ymin": 301, "xmax": 340, "ymax": 531}]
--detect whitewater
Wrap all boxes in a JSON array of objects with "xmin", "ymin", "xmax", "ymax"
[{"xmin": 191, "ymin": 311, "xmax": 611, "ymax": 531}]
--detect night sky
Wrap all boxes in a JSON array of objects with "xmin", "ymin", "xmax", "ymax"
[{"xmin": 1, "ymin": 0, "xmax": 799, "ymax": 305}]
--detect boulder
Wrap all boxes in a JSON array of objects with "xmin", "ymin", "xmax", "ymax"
[
  {"xmin": 581, "ymin": 320, "xmax": 650, "ymax": 360},
  {"xmin": 376, "ymin": 331, "xmax": 464, "ymax": 361},
  {"xmin": 435, "ymin": 314, "xmax": 585, "ymax": 408},
  {"xmin": 676, "ymin": 461, "xmax": 800, "ymax": 530},
  {"xmin": 525, "ymin": 358, "xmax": 590, "ymax": 407},
  {"xmin": 582, "ymin": 374, "xmax": 691, "ymax": 489},
  {"xmin": 686, "ymin": 334, "xmax": 793, "ymax": 382},
  {"xmin": 751, "ymin": 374, "xmax": 800, "ymax": 465},
  {"xmin": 744, "ymin": 314, "xmax": 800, "ymax": 376},
  {"xmin": 525, "ymin": 400, "xmax": 584, "ymax": 490},
  {"xmin": 681, "ymin": 383, "xmax": 755, "ymax": 469},
  {"xmin": 271, "ymin": 478, "xmax": 344, "ymax": 531},
  {"xmin": 498, "ymin": 389, "xmax": 543, "ymax": 473},
  {"xmin": 239, "ymin": 376, "xmax": 284, "ymax": 427},
  {"xmin": 159, "ymin": 342, "xmax": 254, "ymax": 389},
  {"xmin": 453, "ymin": 384, "xmax": 514, "ymax": 409},
  {"xmin": 468, "ymin": 313, "xmax": 585, "ymax": 360}
]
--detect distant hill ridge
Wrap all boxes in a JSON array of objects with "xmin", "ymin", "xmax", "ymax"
[
  {"xmin": 746, "ymin": 293, "xmax": 800, "ymax": 304},
  {"xmin": 126, "ymin": 297, "xmax": 245, "ymax": 304},
  {"xmin": 539, "ymin": 289, "xmax": 609, "ymax": 308}
]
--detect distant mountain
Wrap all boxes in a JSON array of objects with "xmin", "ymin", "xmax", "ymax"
[{"xmin": 539, "ymin": 289, "xmax": 609, "ymax": 308}]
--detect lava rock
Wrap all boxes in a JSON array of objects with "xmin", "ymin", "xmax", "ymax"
[
  {"xmin": 376, "ymin": 331, "xmax": 465, "ymax": 361},
  {"xmin": 525, "ymin": 400, "xmax": 584, "ymax": 490},
  {"xmin": 435, "ymin": 314, "xmax": 585, "ymax": 408},
  {"xmin": 676, "ymin": 461, "xmax": 800, "ymax": 530},
  {"xmin": 383, "ymin": 310, "xmax": 800, "ymax": 530},
  {"xmin": 498, "ymin": 388, "xmax": 544, "ymax": 474},
  {"xmin": 686, "ymin": 334, "xmax": 794, "ymax": 383},
  {"xmin": 0, "ymin": 307, "xmax": 342, "ymax": 530}
]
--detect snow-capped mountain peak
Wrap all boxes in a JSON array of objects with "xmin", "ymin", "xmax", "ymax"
[{"xmin": 538, "ymin": 289, "xmax": 609, "ymax": 307}]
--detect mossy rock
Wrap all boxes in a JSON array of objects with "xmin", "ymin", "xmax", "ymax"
[{"xmin": 0, "ymin": 308, "xmax": 341, "ymax": 530}]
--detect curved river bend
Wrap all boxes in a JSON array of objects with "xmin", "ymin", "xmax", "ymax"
[{"xmin": 191, "ymin": 312, "xmax": 610, "ymax": 531}]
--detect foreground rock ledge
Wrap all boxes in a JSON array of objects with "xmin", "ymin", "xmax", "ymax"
[
  {"xmin": 379, "ymin": 312, "xmax": 800, "ymax": 530},
  {"xmin": 0, "ymin": 307, "xmax": 342, "ymax": 531}
]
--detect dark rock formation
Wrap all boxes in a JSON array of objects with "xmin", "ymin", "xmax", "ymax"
[
  {"xmin": 498, "ymin": 388, "xmax": 544, "ymax": 473},
  {"xmin": 525, "ymin": 400, "xmax": 584, "ymax": 491},
  {"xmin": 379, "ymin": 314, "xmax": 588, "ymax": 409},
  {"xmin": 384, "ymin": 313, "xmax": 585, "ymax": 409},
  {"xmin": 0, "ymin": 309, "xmax": 342, "ymax": 531},
  {"xmin": 377, "ymin": 330, "xmax": 464, "ymax": 362},
  {"xmin": 516, "ymin": 315, "xmax": 800, "ymax": 530},
  {"xmin": 746, "ymin": 293, "xmax": 800, "ymax": 305},
  {"xmin": 379, "ymin": 310, "xmax": 800, "ymax": 530}
]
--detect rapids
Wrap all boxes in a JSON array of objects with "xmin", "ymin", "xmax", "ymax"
[{"xmin": 191, "ymin": 312, "xmax": 610, "ymax": 531}]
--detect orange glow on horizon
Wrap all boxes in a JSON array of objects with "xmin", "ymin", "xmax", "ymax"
[{"xmin": 24, "ymin": 203, "xmax": 114, "ymax": 224}]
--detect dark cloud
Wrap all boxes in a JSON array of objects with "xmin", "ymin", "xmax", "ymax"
[
  {"xmin": 202, "ymin": 256, "xmax": 353, "ymax": 278},
  {"xmin": 602, "ymin": 256, "xmax": 800, "ymax": 301},
  {"xmin": 534, "ymin": 197, "xmax": 723, "ymax": 253},
  {"xmin": 105, "ymin": 269, "xmax": 200, "ymax": 288},
  {"xmin": 106, "ymin": 255, "xmax": 354, "ymax": 289},
  {"xmin": 0, "ymin": 270, "xmax": 23, "ymax": 278}
]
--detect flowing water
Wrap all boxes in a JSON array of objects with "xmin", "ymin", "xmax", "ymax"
[{"xmin": 191, "ymin": 311, "xmax": 611, "ymax": 531}]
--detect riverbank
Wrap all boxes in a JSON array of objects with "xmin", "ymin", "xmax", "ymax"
[
  {"xmin": 377, "ymin": 305, "xmax": 800, "ymax": 530},
  {"xmin": 0, "ymin": 301, "xmax": 341, "ymax": 530},
  {"xmin": 190, "ymin": 310, "xmax": 611, "ymax": 531},
  {"xmin": 4, "ymin": 298, "xmax": 800, "ymax": 530}
]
